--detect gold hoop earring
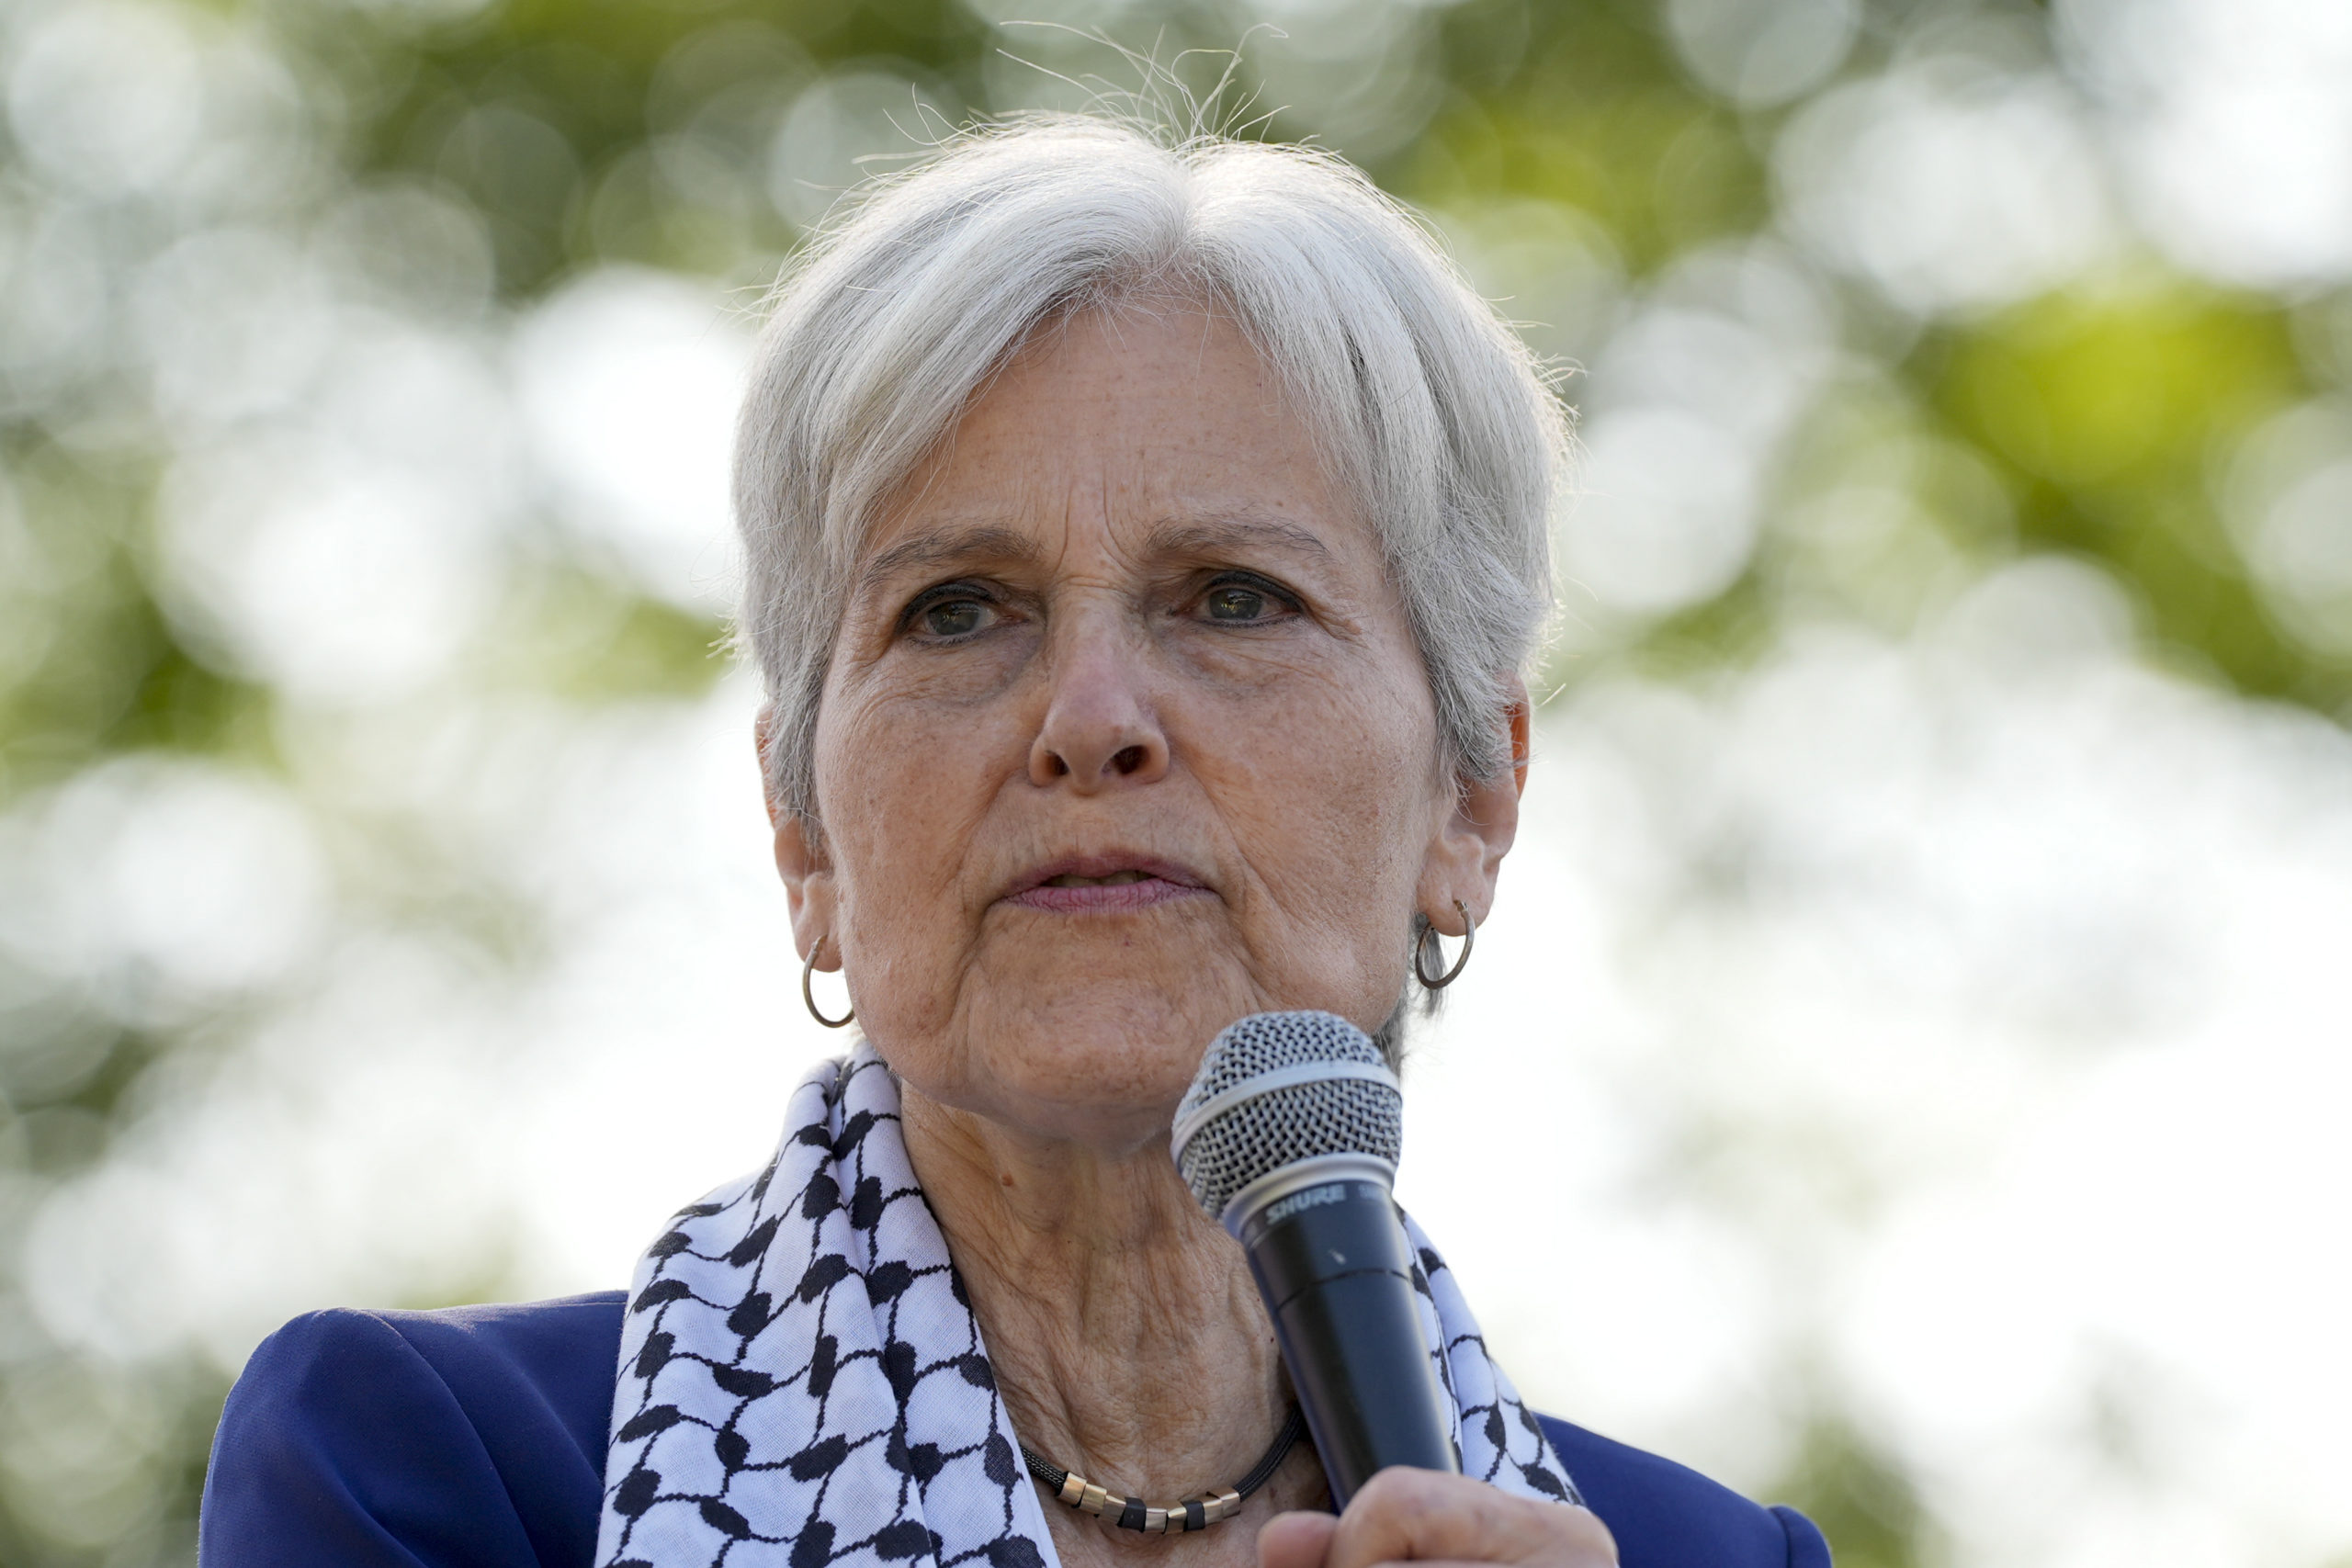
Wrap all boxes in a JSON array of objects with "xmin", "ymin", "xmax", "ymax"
[
  {"xmin": 1414, "ymin": 899, "xmax": 1476, "ymax": 989},
  {"xmin": 801, "ymin": 937, "xmax": 855, "ymax": 1029}
]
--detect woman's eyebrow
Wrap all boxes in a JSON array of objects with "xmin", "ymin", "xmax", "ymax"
[
  {"xmin": 856, "ymin": 525, "xmax": 1040, "ymax": 595},
  {"xmin": 1148, "ymin": 515, "xmax": 1333, "ymax": 564}
]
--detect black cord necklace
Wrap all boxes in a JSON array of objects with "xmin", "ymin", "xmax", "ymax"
[{"xmin": 1019, "ymin": 1406, "xmax": 1306, "ymax": 1534}]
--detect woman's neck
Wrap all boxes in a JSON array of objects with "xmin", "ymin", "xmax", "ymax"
[{"xmin": 899, "ymin": 1082, "xmax": 1328, "ymax": 1568}]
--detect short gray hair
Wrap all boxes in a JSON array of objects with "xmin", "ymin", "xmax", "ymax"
[{"xmin": 735, "ymin": 116, "xmax": 1566, "ymax": 824}]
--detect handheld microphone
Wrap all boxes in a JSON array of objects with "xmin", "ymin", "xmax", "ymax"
[{"xmin": 1170, "ymin": 1010, "xmax": 1459, "ymax": 1510}]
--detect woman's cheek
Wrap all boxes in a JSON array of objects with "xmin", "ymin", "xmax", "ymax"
[
  {"xmin": 820, "ymin": 772, "xmax": 937, "ymax": 978},
  {"xmin": 1225, "ymin": 676, "xmax": 1431, "ymax": 863},
  {"xmin": 880, "ymin": 626, "xmax": 1040, "ymax": 710}
]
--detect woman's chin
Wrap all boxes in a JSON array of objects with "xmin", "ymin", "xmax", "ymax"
[
  {"xmin": 892, "ymin": 991, "xmax": 1245, "ymax": 1152},
  {"xmin": 963, "ymin": 941, "xmax": 1256, "ymax": 1038}
]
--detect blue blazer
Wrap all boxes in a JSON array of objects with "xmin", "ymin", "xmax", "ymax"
[{"xmin": 199, "ymin": 1294, "xmax": 1830, "ymax": 1568}]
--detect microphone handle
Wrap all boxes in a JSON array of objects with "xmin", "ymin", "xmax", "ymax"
[{"xmin": 1239, "ymin": 1177, "xmax": 1460, "ymax": 1508}]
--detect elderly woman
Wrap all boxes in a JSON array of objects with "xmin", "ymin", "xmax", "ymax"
[{"xmin": 200, "ymin": 120, "xmax": 1829, "ymax": 1568}]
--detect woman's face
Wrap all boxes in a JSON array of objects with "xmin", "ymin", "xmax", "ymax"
[{"xmin": 775, "ymin": 301, "xmax": 1522, "ymax": 1155}]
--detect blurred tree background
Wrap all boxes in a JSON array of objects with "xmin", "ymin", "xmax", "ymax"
[{"xmin": 4, "ymin": 0, "xmax": 2350, "ymax": 1562}]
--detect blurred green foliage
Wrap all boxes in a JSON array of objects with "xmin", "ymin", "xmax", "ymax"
[
  {"xmin": 1933, "ymin": 282, "xmax": 2323, "ymax": 698},
  {"xmin": 3, "ymin": 0, "xmax": 2347, "ymax": 1561},
  {"xmin": 1402, "ymin": 2, "xmax": 1771, "ymax": 270}
]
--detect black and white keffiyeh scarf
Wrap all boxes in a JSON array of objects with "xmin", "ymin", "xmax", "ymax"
[{"xmin": 596, "ymin": 1045, "xmax": 1577, "ymax": 1568}]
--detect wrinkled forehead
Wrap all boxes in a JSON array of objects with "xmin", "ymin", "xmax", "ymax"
[{"xmin": 852, "ymin": 299, "xmax": 1375, "ymax": 579}]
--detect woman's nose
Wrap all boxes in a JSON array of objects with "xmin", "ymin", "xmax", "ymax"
[{"xmin": 1028, "ymin": 632, "xmax": 1170, "ymax": 791}]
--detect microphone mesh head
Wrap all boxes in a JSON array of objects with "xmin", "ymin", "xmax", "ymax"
[{"xmin": 1172, "ymin": 1010, "xmax": 1403, "ymax": 1221}]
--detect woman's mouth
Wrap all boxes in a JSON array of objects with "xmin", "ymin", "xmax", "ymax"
[{"xmin": 1002, "ymin": 859, "xmax": 1212, "ymax": 913}]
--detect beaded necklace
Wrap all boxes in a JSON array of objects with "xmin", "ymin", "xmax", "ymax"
[{"xmin": 1018, "ymin": 1407, "xmax": 1307, "ymax": 1534}]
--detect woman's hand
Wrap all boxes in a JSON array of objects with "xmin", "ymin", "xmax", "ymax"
[{"xmin": 1257, "ymin": 1469, "xmax": 1618, "ymax": 1568}]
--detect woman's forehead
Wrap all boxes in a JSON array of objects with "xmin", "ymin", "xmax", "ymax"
[
  {"xmin": 860, "ymin": 307, "xmax": 1373, "ymax": 571},
  {"xmin": 952, "ymin": 308, "xmax": 1305, "ymax": 477}
]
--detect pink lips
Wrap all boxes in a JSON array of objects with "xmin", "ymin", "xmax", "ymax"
[{"xmin": 1001, "ymin": 855, "xmax": 1212, "ymax": 914}]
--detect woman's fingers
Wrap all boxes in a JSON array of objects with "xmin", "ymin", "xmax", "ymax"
[
  {"xmin": 1259, "ymin": 1469, "xmax": 1616, "ymax": 1568},
  {"xmin": 1259, "ymin": 1509, "xmax": 1343, "ymax": 1568}
]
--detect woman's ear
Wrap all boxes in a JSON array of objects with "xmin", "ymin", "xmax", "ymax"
[
  {"xmin": 755, "ymin": 714, "xmax": 840, "ymax": 966},
  {"xmin": 754, "ymin": 706, "xmax": 784, "ymax": 832},
  {"xmin": 774, "ymin": 815, "xmax": 842, "ymax": 968},
  {"xmin": 1415, "ymin": 676, "xmax": 1530, "ymax": 933}
]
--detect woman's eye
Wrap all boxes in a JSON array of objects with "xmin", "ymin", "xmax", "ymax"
[
  {"xmin": 1204, "ymin": 583, "xmax": 1273, "ymax": 622},
  {"xmin": 917, "ymin": 597, "xmax": 993, "ymax": 637}
]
